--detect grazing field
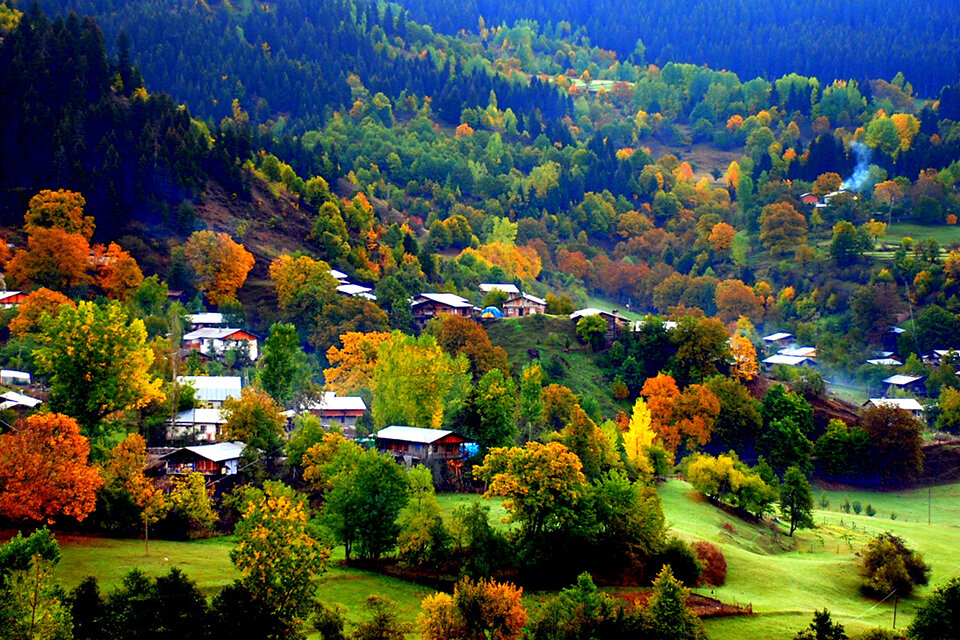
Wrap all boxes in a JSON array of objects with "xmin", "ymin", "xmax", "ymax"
[
  {"xmin": 43, "ymin": 479, "xmax": 960, "ymax": 639},
  {"xmin": 883, "ymin": 222, "xmax": 960, "ymax": 248}
]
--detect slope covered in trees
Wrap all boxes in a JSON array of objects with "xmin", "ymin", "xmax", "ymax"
[{"xmin": 392, "ymin": 0, "xmax": 960, "ymax": 97}]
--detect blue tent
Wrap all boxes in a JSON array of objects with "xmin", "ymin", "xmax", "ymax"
[{"xmin": 481, "ymin": 306, "xmax": 504, "ymax": 319}]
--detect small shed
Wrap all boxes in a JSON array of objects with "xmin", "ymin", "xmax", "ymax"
[
  {"xmin": 160, "ymin": 441, "xmax": 246, "ymax": 477},
  {"xmin": 0, "ymin": 391, "xmax": 42, "ymax": 412},
  {"xmin": 376, "ymin": 426, "xmax": 468, "ymax": 464}
]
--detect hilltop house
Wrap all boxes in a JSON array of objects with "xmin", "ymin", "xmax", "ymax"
[
  {"xmin": 864, "ymin": 398, "xmax": 925, "ymax": 420},
  {"xmin": 177, "ymin": 376, "xmax": 242, "ymax": 407},
  {"xmin": 375, "ymin": 426, "xmax": 468, "ymax": 465},
  {"xmin": 410, "ymin": 293, "xmax": 479, "ymax": 324},
  {"xmin": 881, "ymin": 374, "xmax": 926, "ymax": 397},
  {"xmin": 503, "ymin": 292, "xmax": 547, "ymax": 317},
  {"xmin": 570, "ymin": 308, "xmax": 627, "ymax": 342},
  {"xmin": 182, "ymin": 327, "xmax": 259, "ymax": 360},
  {"xmin": 336, "ymin": 283, "xmax": 376, "ymax": 301}
]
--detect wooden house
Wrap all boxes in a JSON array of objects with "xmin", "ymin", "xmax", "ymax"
[
  {"xmin": 410, "ymin": 293, "xmax": 479, "ymax": 325},
  {"xmin": 881, "ymin": 374, "xmax": 927, "ymax": 397},
  {"xmin": 0, "ymin": 291, "xmax": 28, "ymax": 308},
  {"xmin": 376, "ymin": 426, "xmax": 468, "ymax": 464},
  {"xmin": 307, "ymin": 392, "xmax": 367, "ymax": 429},
  {"xmin": 182, "ymin": 327, "xmax": 259, "ymax": 360},
  {"xmin": 569, "ymin": 308, "xmax": 627, "ymax": 342},
  {"xmin": 160, "ymin": 441, "xmax": 246, "ymax": 477},
  {"xmin": 167, "ymin": 408, "xmax": 227, "ymax": 443},
  {"xmin": 503, "ymin": 292, "xmax": 547, "ymax": 317}
]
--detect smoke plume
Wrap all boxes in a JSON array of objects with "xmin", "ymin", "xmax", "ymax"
[{"xmin": 842, "ymin": 141, "xmax": 871, "ymax": 192}]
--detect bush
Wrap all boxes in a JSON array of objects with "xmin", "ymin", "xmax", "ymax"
[
  {"xmin": 313, "ymin": 602, "xmax": 347, "ymax": 640},
  {"xmin": 852, "ymin": 500, "xmax": 862, "ymax": 515},
  {"xmin": 693, "ymin": 541, "xmax": 727, "ymax": 587},
  {"xmin": 842, "ymin": 497, "xmax": 851, "ymax": 513},
  {"xmin": 655, "ymin": 537, "xmax": 703, "ymax": 587},
  {"xmin": 819, "ymin": 493, "xmax": 830, "ymax": 509},
  {"xmin": 865, "ymin": 504, "xmax": 877, "ymax": 517}
]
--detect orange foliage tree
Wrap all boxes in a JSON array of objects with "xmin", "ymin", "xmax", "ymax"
[
  {"xmin": 459, "ymin": 242, "xmax": 542, "ymax": 280},
  {"xmin": 708, "ymin": 222, "xmax": 736, "ymax": 256},
  {"xmin": 425, "ymin": 314, "xmax": 510, "ymax": 380},
  {"xmin": 8, "ymin": 287, "xmax": 75, "ymax": 338},
  {"xmin": 6, "ymin": 226, "xmax": 92, "ymax": 291},
  {"xmin": 715, "ymin": 279, "xmax": 764, "ymax": 323},
  {"xmin": 729, "ymin": 335, "xmax": 759, "ymax": 382},
  {"xmin": 641, "ymin": 374, "xmax": 720, "ymax": 454},
  {"xmin": 324, "ymin": 331, "xmax": 392, "ymax": 395},
  {"xmin": 183, "ymin": 230, "xmax": 255, "ymax": 304},
  {"xmin": 419, "ymin": 577, "xmax": 528, "ymax": 640},
  {"xmin": 93, "ymin": 242, "xmax": 144, "ymax": 300},
  {"xmin": 760, "ymin": 202, "xmax": 807, "ymax": 256},
  {"xmin": 812, "ymin": 172, "xmax": 843, "ymax": 196},
  {"xmin": 0, "ymin": 413, "xmax": 103, "ymax": 523}
]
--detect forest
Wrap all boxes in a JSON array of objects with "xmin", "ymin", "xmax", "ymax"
[{"xmin": 3, "ymin": 1, "xmax": 960, "ymax": 639}]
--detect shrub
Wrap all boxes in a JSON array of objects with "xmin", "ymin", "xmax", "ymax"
[
  {"xmin": 841, "ymin": 497, "xmax": 851, "ymax": 513},
  {"xmin": 655, "ymin": 537, "xmax": 703, "ymax": 587},
  {"xmin": 819, "ymin": 493, "xmax": 830, "ymax": 509},
  {"xmin": 852, "ymin": 500, "xmax": 862, "ymax": 515},
  {"xmin": 865, "ymin": 504, "xmax": 877, "ymax": 517},
  {"xmin": 693, "ymin": 541, "xmax": 727, "ymax": 587}
]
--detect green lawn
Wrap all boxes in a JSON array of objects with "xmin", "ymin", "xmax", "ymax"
[
  {"xmin": 883, "ymin": 222, "xmax": 960, "ymax": 247},
  {"xmin": 43, "ymin": 480, "xmax": 960, "ymax": 639}
]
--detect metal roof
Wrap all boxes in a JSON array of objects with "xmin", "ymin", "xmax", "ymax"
[
  {"xmin": 329, "ymin": 269, "xmax": 348, "ymax": 280},
  {"xmin": 882, "ymin": 374, "xmax": 924, "ymax": 386},
  {"xmin": 479, "ymin": 283, "xmax": 520, "ymax": 295},
  {"xmin": 762, "ymin": 332, "xmax": 794, "ymax": 342},
  {"xmin": 337, "ymin": 283, "xmax": 373, "ymax": 296},
  {"xmin": 866, "ymin": 398, "xmax": 924, "ymax": 412},
  {"xmin": 177, "ymin": 376, "xmax": 243, "ymax": 402},
  {"xmin": 507, "ymin": 292, "xmax": 547, "ymax": 305},
  {"xmin": 182, "ymin": 328, "xmax": 254, "ymax": 341},
  {"xmin": 779, "ymin": 346, "xmax": 817, "ymax": 357},
  {"xmin": 0, "ymin": 369, "xmax": 30, "ymax": 381},
  {"xmin": 866, "ymin": 358, "xmax": 903, "ymax": 366},
  {"xmin": 175, "ymin": 408, "xmax": 227, "ymax": 424},
  {"xmin": 0, "ymin": 391, "xmax": 41, "ymax": 409},
  {"xmin": 762, "ymin": 354, "xmax": 814, "ymax": 366},
  {"xmin": 376, "ymin": 425, "xmax": 455, "ymax": 444},
  {"xmin": 412, "ymin": 293, "xmax": 475, "ymax": 308},
  {"xmin": 186, "ymin": 312, "xmax": 224, "ymax": 325},
  {"xmin": 309, "ymin": 391, "xmax": 367, "ymax": 412},
  {"xmin": 162, "ymin": 441, "xmax": 246, "ymax": 462}
]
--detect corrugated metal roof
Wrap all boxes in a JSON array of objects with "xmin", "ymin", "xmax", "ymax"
[
  {"xmin": 182, "ymin": 328, "xmax": 254, "ymax": 340},
  {"xmin": 177, "ymin": 376, "xmax": 242, "ymax": 402},
  {"xmin": 867, "ymin": 398, "xmax": 924, "ymax": 412},
  {"xmin": 162, "ymin": 441, "xmax": 246, "ymax": 462},
  {"xmin": 376, "ymin": 425, "xmax": 453, "ymax": 444},
  {"xmin": 309, "ymin": 391, "xmax": 367, "ymax": 412},
  {"xmin": 882, "ymin": 375, "xmax": 924, "ymax": 385},
  {"xmin": 0, "ymin": 391, "xmax": 41, "ymax": 409},
  {"xmin": 175, "ymin": 408, "xmax": 227, "ymax": 424},
  {"xmin": 479, "ymin": 283, "xmax": 520, "ymax": 294},
  {"xmin": 412, "ymin": 293, "xmax": 474, "ymax": 308},
  {"xmin": 762, "ymin": 332, "xmax": 793, "ymax": 342},
  {"xmin": 186, "ymin": 312, "xmax": 224, "ymax": 325}
]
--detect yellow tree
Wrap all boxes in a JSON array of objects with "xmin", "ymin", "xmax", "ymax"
[
  {"xmin": 324, "ymin": 331, "xmax": 392, "ymax": 395},
  {"xmin": 760, "ymin": 202, "xmax": 807, "ymax": 256},
  {"xmin": 419, "ymin": 577, "xmax": 528, "ymax": 640},
  {"xmin": 22, "ymin": 189, "xmax": 95, "ymax": 239},
  {"xmin": 622, "ymin": 397, "xmax": 655, "ymax": 477},
  {"xmin": 33, "ymin": 301, "xmax": 164, "ymax": 436},
  {"xmin": 183, "ymin": 230, "xmax": 255, "ymax": 304},
  {"xmin": 370, "ymin": 332, "xmax": 470, "ymax": 429},
  {"xmin": 729, "ymin": 335, "xmax": 759, "ymax": 382},
  {"xmin": 269, "ymin": 253, "xmax": 339, "ymax": 313},
  {"xmin": 812, "ymin": 172, "xmax": 843, "ymax": 196}
]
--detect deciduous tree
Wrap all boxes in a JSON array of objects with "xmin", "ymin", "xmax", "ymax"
[
  {"xmin": 760, "ymin": 202, "xmax": 807, "ymax": 256},
  {"xmin": 0, "ymin": 528, "xmax": 71, "ymax": 640},
  {"xmin": 419, "ymin": 577, "xmax": 528, "ymax": 640},
  {"xmin": 8, "ymin": 288, "xmax": 74, "ymax": 338},
  {"xmin": 6, "ymin": 227, "xmax": 92, "ymax": 291},
  {"xmin": 0, "ymin": 413, "xmax": 102, "ymax": 523},
  {"xmin": 232, "ymin": 481, "xmax": 329, "ymax": 636},
  {"xmin": 22, "ymin": 189, "xmax": 95, "ymax": 238},
  {"xmin": 258, "ymin": 322, "xmax": 309, "ymax": 407},
  {"xmin": 324, "ymin": 330, "xmax": 392, "ymax": 395},
  {"xmin": 860, "ymin": 532, "xmax": 930, "ymax": 599},
  {"xmin": 93, "ymin": 242, "xmax": 143, "ymax": 300},
  {"xmin": 623, "ymin": 397, "xmax": 655, "ymax": 477},
  {"xmin": 779, "ymin": 466, "xmax": 814, "ymax": 536},
  {"xmin": 183, "ymin": 230, "xmax": 255, "ymax": 305},
  {"xmin": 221, "ymin": 387, "xmax": 285, "ymax": 452},
  {"xmin": 33, "ymin": 301, "xmax": 164, "ymax": 436},
  {"xmin": 425, "ymin": 314, "xmax": 510, "ymax": 380}
]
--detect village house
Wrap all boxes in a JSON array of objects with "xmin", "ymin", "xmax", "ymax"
[
  {"xmin": 569, "ymin": 308, "xmax": 627, "ymax": 342},
  {"xmin": 182, "ymin": 327, "xmax": 259, "ymax": 360},
  {"xmin": 762, "ymin": 332, "xmax": 794, "ymax": 350},
  {"xmin": 761, "ymin": 354, "xmax": 818, "ymax": 370},
  {"xmin": 864, "ymin": 398, "xmax": 925, "ymax": 420},
  {"xmin": 502, "ymin": 292, "xmax": 547, "ymax": 317},
  {"xmin": 884, "ymin": 327, "xmax": 906, "ymax": 354},
  {"xmin": 307, "ymin": 391, "xmax": 367, "ymax": 429},
  {"xmin": 336, "ymin": 283, "xmax": 376, "ymax": 301},
  {"xmin": 410, "ymin": 293, "xmax": 479, "ymax": 324},
  {"xmin": 779, "ymin": 346, "xmax": 817, "ymax": 359},
  {"xmin": 329, "ymin": 268, "xmax": 349, "ymax": 282},
  {"xmin": 160, "ymin": 441, "xmax": 246, "ymax": 477},
  {"xmin": 375, "ymin": 425, "xmax": 469, "ymax": 465},
  {"xmin": 0, "ymin": 391, "xmax": 41, "ymax": 415},
  {"xmin": 479, "ymin": 283, "xmax": 520, "ymax": 296},
  {"xmin": 186, "ymin": 312, "xmax": 225, "ymax": 330},
  {"xmin": 177, "ymin": 376, "xmax": 242, "ymax": 407},
  {"xmin": 0, "ymin": 291, "xmax": 27, "ymax": 308},
  {"xmin": 167, "ymin": 407, "xmax": 228, "ymax": 443},
  {"xmin": 881, "ymin": 374, "xmax": 927, "ymax": 397},
  {"xmin": 0, "ymin": 369, "xmax": 30, "ymax": 386}
]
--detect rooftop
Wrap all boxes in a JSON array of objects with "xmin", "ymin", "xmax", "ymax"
[
  {"xmin": 0, "ymin": 391, "xmax": 41, "ymax": 409},
  {"xmin": 175, "ymin": 408, "xmax": 227, "ymax": 424},
  {"xmin": 762, "ymin": 332, "xmax": 794, "ymax": 342},
  {"xmin": 412, "ymin": 293, "xmax": 475, "ymax": 309},
  {"xmin": 882, "ymin": 374, "xmax": 925, "ymax": 386},
  {"xmin": 779, "ymin": 346, "xmax": 817, "ymax": 357},
  {"xmin": 866, "ymin": 358, "xmax": 903, "ymax": 366},
  {"xmin": 309, "ymin": 391, "xmax": 367, "ymax": 413},
  {"xmin": 376, "ymin": 425, "xmax": 457, "ymax": 444},
  {"xmin": 182, "ymin": 328, "xmax": 254, "ymax": 341},
  {"xmin": 177, "ymin": 376, "xmax": 242, "ymax": 402},
  {"xmin": 762, "ymin": 354, "xmax": 814, "ymax": 366},
  {"xmin": 161, "ymin": 441, "xmax": 246, "ymax": 463},
  {"xmin": 186, "ymin": 312, "xmax": 224, "ymax": 325},
  {"xmin": 479, "ymin": 283, "xmax": 520, "ymax": 295},
  {"xmin": 507, "ymin": 292, "xmax": 547, "ymax": 305},
  {"xmin": 866, "ymin": 398, "xmax": 924, "ymax": 412},
  {"xmin": 337, "ymin": 283, "xmax": 374, "ymax": 296}
]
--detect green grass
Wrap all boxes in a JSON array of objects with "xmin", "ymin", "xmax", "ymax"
[
  {"xmin": 44, "ymin": 480, "xmax": 960, "ymax": 639},
  {"xmin": 487, "ymin": 314, "xmax": 627, "ymax": 416},
  {"xmin": 584, "ymin": 295, "xmax": 646, "ymax": 321},
  {"xmin": 660, "ymin": 479, "xmax": 960, "ymax": 640},
  {"xmin": 884, "ymin": 223, "xmax": 960, "ymax": 247}
]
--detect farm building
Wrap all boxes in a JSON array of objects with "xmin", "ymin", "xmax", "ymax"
[
  {"xmin": 375, "ymin": 426, "xmax": 468, "ymax": 465},
  {"xmin": 160, "ymin": 441, "xmax": 246, "ymax": 477}
]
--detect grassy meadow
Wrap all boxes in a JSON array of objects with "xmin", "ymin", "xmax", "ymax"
[{"xmin": 41, "ymin": 480, "xmax": 960, "ymax": 639}]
